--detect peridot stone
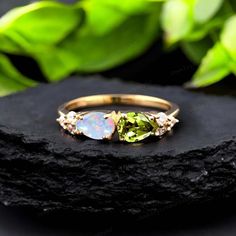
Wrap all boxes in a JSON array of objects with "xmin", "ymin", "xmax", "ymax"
[{"xmin": 117, "ymin": 112, "xmax": 158, "ymax": 142}]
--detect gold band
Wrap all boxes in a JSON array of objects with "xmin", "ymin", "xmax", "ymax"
[
  {"xmin": 58, "ymin": 94, "xmax": 180, "ymax": 117},
  {"xmin": 57, "ymin": 94, "xmax": 180, "ymax": 143}
]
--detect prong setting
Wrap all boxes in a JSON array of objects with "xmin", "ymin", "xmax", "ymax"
[
  {"xmin": 57, "ymin": 110, "xmax": 179, "ymax": 142},
  {"xmin": 152, "ymin": 112, "xmax": 179, "ymax": 137}
]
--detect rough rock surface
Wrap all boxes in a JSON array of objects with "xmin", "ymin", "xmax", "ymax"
[{"xmin": 0, "ymin": 76, "xmax": 235, "ymax": 217}]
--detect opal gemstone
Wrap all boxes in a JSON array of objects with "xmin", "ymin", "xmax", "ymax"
[
  {"xmin": 76, "ymin": 112, "xmax": 115, "ymax": 140},
  {"xmin": 117, "ymin": 112, "xmax": 158, "ymax": 142}
]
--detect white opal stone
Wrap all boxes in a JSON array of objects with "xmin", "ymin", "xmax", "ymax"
[{"xmin": 76, "ymin": 112, "xmax": 115, "ymax": 140}]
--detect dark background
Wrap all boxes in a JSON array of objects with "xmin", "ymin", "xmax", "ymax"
[{"xmin": 0, "ymin": 1, "xmax": 236, "ymax": 236}]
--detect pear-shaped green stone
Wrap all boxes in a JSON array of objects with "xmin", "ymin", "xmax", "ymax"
[{"xmin": 117, "ymin": 112, "xmax": 158, "ymax": 142}]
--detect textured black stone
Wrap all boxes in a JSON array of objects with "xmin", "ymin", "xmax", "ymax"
[{"xmin": 0, "ymin": 76, "xmax": 235, "ymax": 218}]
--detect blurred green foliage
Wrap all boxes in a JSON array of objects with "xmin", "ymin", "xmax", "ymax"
[
  {"xmin": 161, "ymin": 0, "xmax": 236, "ymax": 87},
  {"xmin": 0, "ymin": 0, "xmax": 235, "ymax": 95}
]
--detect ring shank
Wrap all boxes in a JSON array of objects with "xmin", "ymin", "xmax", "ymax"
[{"xmin": 58, "ymin": 94, "xmax": 180, "ymax": 117}]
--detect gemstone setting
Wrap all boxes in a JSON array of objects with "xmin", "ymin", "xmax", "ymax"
[
  {"xmin": 76, "ymin": 112, "xmax": 115, "ymax": 140},
  {"xmin": 154, "ymin": 112, "xmax": 179, "ymax": 136},
  {"xmin": 117, "ymin": 112, "xmax": 158, "ymax": 142},
  {"xmin": 57, "ymin": 110, "xmax": 179, "ymax": 142},
  {"xmin": 57, "ymin": 111, "xmax": 78, "ymax": 134}
]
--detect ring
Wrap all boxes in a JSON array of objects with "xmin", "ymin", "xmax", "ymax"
[{"xmin": 57, "ymin": 94, "xmax": 180, "ymax": 143}]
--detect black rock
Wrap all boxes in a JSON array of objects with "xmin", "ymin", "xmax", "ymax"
[{"xmin": 0, "ymin": 76, "xmax": 235, "ymax": 218}]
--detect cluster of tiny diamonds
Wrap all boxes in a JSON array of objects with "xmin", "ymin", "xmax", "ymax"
[
  {"xmin": 150, "ymin": 112, "xmax": 179, "ymax": 136},
  {"xmin": 57, "ymin": 111, "xmax": 78, "ymax": 134}
]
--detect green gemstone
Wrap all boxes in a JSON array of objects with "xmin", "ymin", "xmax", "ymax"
[{"xmin": 117, "ymin": 112, "xmax": 158, "ymax": 142}]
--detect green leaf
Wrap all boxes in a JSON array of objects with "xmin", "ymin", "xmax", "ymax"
[
  {"xmin": 181, "ymin": 36, "xmax": 214, "ymax": 64},
  {"xmin": 185, "ymin": 2, "xmax": 234, "ymax": 41},
  {"xmin": 0, "ymin": 34, "xmax": 23, "ymax": 54},
  {"xmin": 79, "ymin": 1, "xmax": 127, "ymax": 35},
  {"xmin": 221, "ymin": 15, "xmax": 236, "ymax": 59},
  {"xmin": 35, "ymin": 4, "xmax": 161, "ymax": 80},
  {"xmin": 0, "ymin": 1, "xmax": 83, "ymax": 81},
  {"xmin": 60, "ymin": 11, "xmax": 160, "ymax": 73},
  {"xmin": 0, "ymin": 1, "xmax": 82, "ymax": 48},
  {"xmin": 189, "ymin": 43, "xmax": 232, "ymax": 87},
  {"xmin": 0, "ymin": 0, "xmax": 161, "ymax": 81},
  {"xmin": 228, "ymin": 0, "xmax": 236, "ymax": 12},
  {"xmin": 0, "ymin": 54, "xmax": 36, "ymax": 96},
  {"xmin": 33, "ymin": 46, "xmax": 78, "ymax": 81},
  {"xmin": 161, "ymin": 0, "xmax": 229, "ymax": 43},
  {"xmin": 78, "ymin": 0, "xmax": 161, "ymax": 35},
  {"xmin": 161, "ymin": 0, "xmax": 194, "ymax": 44},
  {"xmin": 185, "ymin": 17, "xmax": 225, "ymax": 41},
  {"xmin": 194, "ymin": 0, "xmax": 223, "ymax": 23},
  {"xmin": 85, "ymin": 0, "xmax": 159, "ymax": 14}
]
